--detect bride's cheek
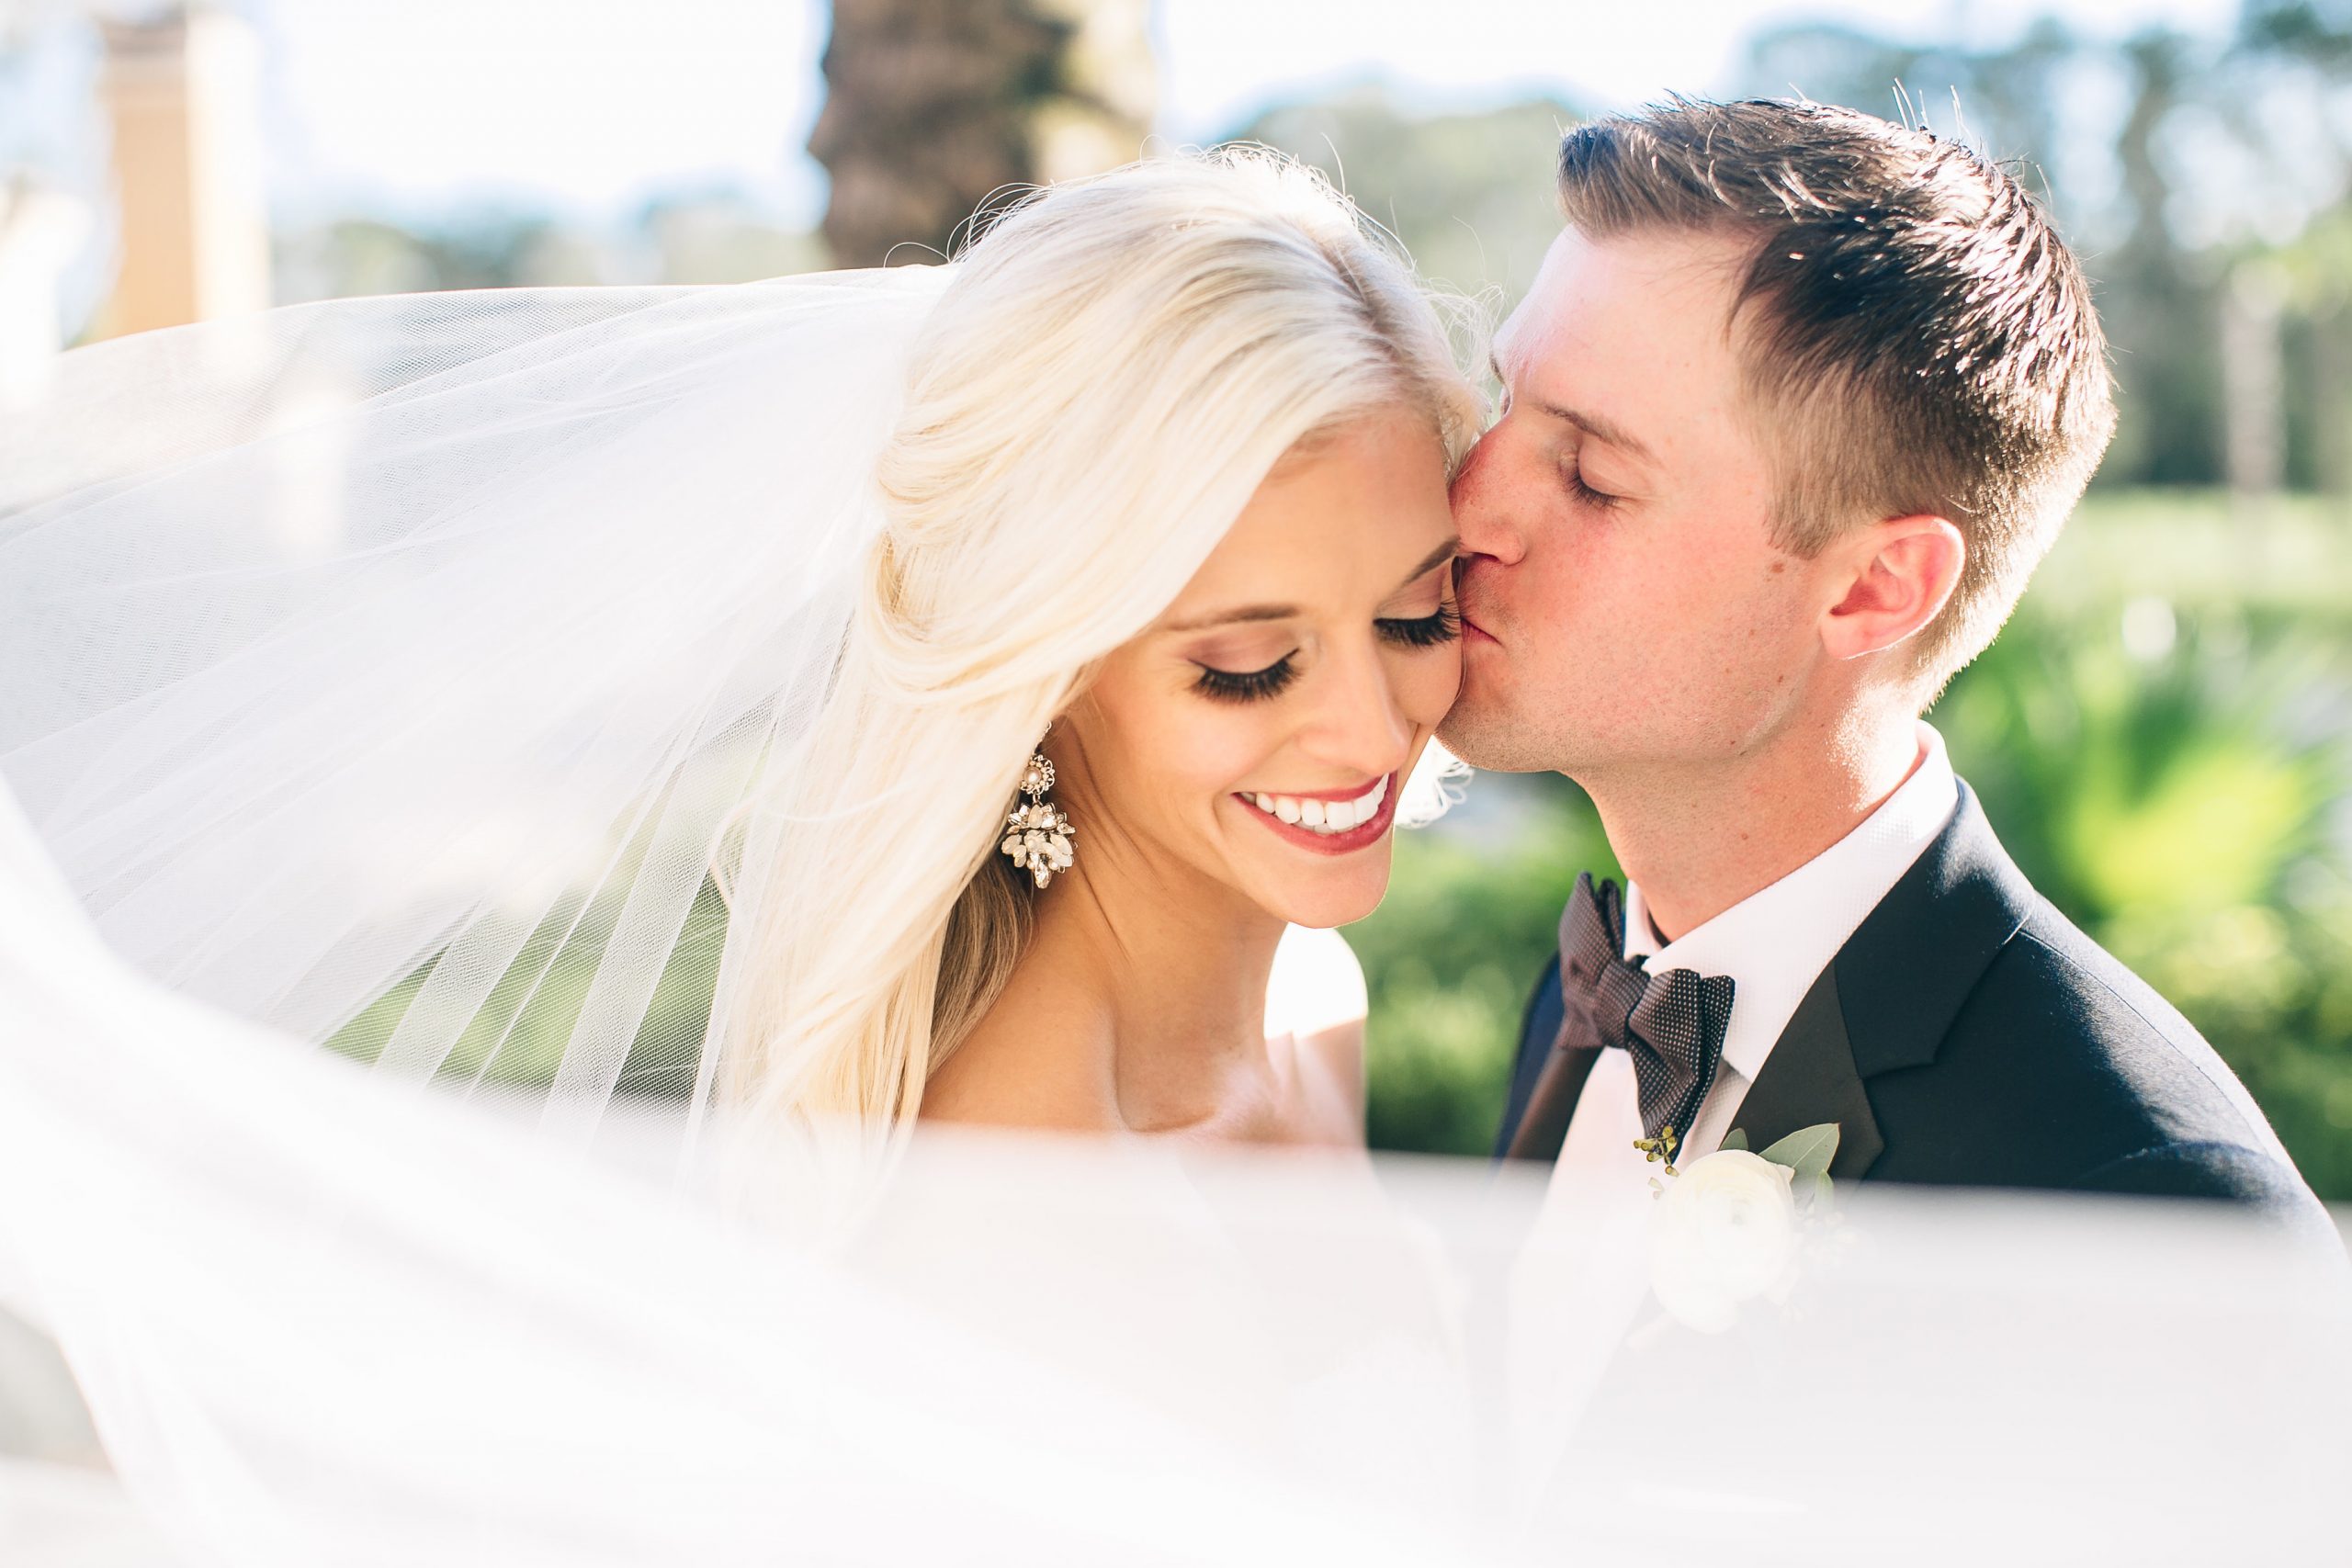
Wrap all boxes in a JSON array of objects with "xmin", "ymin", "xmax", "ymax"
[{"xmin": 1402, "ymin": 644, "xmax": 1463, "ymax": 729}]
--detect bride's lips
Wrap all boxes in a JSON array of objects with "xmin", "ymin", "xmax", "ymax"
[{"xmin": 1231, "ymin": 774, "xmax": 1399, "ymax": 856}]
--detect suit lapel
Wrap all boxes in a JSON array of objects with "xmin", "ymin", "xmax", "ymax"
[
  {"xmin": 1723, "ymin": 964, "xmax": 1883, "ymax": 1179},
  {"xmin": 1834, "ymin": 782, "xmax": 2035, "ymax": 1079},
  {"xmin": 1504, "ymin": 1044, "xmax": 1601, "ymax": 1162},
  {"xmin": 1719, "ymin": 781, "xmax": 2034, "ymax": 1180}
]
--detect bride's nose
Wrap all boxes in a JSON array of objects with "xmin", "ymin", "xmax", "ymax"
[{"xmin": 1298, "ymin": 639, "xmax": 1414, "ymax": 780}]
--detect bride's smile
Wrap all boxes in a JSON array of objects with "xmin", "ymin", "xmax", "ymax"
[{"xmin": 1236, "ymin": 772, "xmax": 1391, "ymax": 841}]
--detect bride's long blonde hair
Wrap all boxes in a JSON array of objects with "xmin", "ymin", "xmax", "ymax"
[{"xmin": 716, "ymin": 150, "xmax": 1481, "ymax": 1179}]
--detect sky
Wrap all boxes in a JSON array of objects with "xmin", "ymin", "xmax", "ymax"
[{"xmin": 179, "ymin": 0, "xmax": 2250, "ymax": 226}]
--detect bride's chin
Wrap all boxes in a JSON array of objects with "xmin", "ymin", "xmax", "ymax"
[{"xmin": 1248, "ymin": 867, "xmax": 1392, "ymax": 931}]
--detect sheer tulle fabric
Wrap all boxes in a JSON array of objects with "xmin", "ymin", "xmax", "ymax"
[
  {"xmin": 0, "ymin": 272, "xmax": 956, "ymax": 1172},
  {"xmin": 2, "ymin": 280, "xmax": 2346, "ymax": 1565},
  {"xmin": 0, "ymin": 770, "xmax": 2344, "ymax": 1562},
  {"xmin": 0, "ymin": 269, "xmax": 1461, "ymax": 1181}
]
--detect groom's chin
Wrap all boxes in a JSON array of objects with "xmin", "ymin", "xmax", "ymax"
[{"xmin": 1436, "ymin": 704, "xmax": 1546, "ymax": 775}]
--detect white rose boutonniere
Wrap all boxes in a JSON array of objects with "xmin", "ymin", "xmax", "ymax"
[{"xmin": 1645, "ymin": 1123, "xmax": 1840, "ymax": 1335}]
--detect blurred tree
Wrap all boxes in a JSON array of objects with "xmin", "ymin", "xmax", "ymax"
[
  {"xmin": 1736, "ymin": 19, "xmax": 2233, "ymax": 490},
  {"xmin": 632, "ymin": 187, "xmax": 827, "ymax": 284},
  {"xmin": 1226, "ymin": 85, "xmax": 1583, "ymax": 309},
  {"xmin": 808, "ymin": 0, "xmax": 1153, "ymax": 267},
  {"xmin": 2238, "ymin": 3, "xmax": 2352, "ymax": 511},
  {"xmin": 274, "ymin": 211, "xmax": 584, "ymax": 302},
  {"xmin": 2107, "ymin": 29, "xmax": 2230, "ymax": 488}
]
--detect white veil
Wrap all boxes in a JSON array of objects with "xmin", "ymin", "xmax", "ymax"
[
  {"xmin": 1, "ymin": 268, "xmax": 953, "ymax": 1170},
  {"xmin": 3, "ymin": 270, "xmax": 2349, "ymax": 1565},
  {"xmin": 0, "ymin": 755, "xmax": 2346, "ymax": 1563}
]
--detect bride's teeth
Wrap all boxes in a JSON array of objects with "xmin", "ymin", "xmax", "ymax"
[{"xmin": 1245, "ymin": 777, "xmax": 1389, "ymax": 834}]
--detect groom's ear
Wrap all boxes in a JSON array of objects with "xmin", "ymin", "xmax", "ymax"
[{"xmin": 1817, "ymin": 514, "xmax": 1965, "ymax": 662}]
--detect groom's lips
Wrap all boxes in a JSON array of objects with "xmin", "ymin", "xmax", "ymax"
[{"xmin": 1460, "ymin": 613, "xmax": 1498, "ymax": 646}]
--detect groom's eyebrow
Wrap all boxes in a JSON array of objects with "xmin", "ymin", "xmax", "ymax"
[
  {"xmin": 1491, "ymin": 351, "xmax": 1657, "ymax": 465},
  {"xmin": 1163, "ymin": 539, "xmax": 1460, "ymax": 633},
  {"xmin": 1549, "ymin": 404, "xmax": 1656, "ymax": 465}
]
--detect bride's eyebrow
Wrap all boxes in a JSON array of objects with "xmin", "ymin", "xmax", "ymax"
[
  {"xmin": 1163, "ymin": 538, "xmax": 1461, "ymax": 633},
  {"xmin": 1393, "ymin": 536, "xmax": 1462, "ymax": 587},
  {"xmin": 1164, "ymin": 603, "xmax": 1299, "ymax": 633}
]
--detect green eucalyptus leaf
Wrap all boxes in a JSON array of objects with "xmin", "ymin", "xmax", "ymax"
[
  {"xmin": 1721, "ymin": 1128, "xmax": 1748, "ymax": 1152},
  {"xmin": 1758, "ymin": 1122, "xmax": 1840, "ymax": 1185}
]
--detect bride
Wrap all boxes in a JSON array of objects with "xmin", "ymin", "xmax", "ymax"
[
  {"xmin": 1, "ymin": 147, "xmax": 1480, "ymax": 1190},
  {"xmin": 741, "ymin": 152, "xmax": 1477, "ymax": 1151}
]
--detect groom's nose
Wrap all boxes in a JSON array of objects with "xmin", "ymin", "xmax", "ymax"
[{"xmin": 1448, "ymin": 430, "xmax": 1526, "ymax": 567}]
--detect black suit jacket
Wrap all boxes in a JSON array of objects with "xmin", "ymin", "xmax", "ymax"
[{"xmin": 1495, "ymin": 782, "xmax": 2327, "ymax": 1227}]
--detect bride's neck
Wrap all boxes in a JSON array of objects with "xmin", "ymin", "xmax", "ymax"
[{"xmin": 963, "ymin": 851, "xmax": 1287, "ymax": 1134}]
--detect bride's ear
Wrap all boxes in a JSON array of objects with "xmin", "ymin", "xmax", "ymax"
[{"xmin": 1818, "ymin": 513, "xmax": 1964, "ymax": 662}]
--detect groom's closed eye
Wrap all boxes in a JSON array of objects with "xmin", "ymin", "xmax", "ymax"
[
  {"xmin": 1487, "ymin": 351, "xmax": 1649, "ymax": 505},
  {"xmin": 1561, "ymin": 451, "xmax": 1623, "ymax": 511}
]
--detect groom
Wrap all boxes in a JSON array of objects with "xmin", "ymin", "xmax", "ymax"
[{"xmin": 1444, "ymin": 97, "xmax": 2324, "ymax": 1223}]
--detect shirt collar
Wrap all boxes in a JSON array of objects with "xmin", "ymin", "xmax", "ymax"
[{"xmin": 1621, "ymin": 722, "xmax": 1961, "ymax": 1084}]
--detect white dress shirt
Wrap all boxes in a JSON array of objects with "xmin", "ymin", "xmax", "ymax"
[{"xmin": 1551, "ymin": 722, "xmax": 1961, "ymax": 1190}]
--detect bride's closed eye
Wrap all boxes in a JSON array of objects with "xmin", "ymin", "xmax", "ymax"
[
  {"xmin": 1375, "ymin": 602, "xmax": 1461, "ymax": 649},
  {"xmin": 1193, "ymin": 653, "xmax": 1299, "ymax": 703},
  {"xmin": 1191, "ymin": 600, "xmax": 1458, "ymax": 703}
]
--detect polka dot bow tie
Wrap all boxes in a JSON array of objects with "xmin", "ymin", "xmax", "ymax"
[{"xmin": 1555, "ymin": 873, "xmax": 1736, "ymax": 1148}]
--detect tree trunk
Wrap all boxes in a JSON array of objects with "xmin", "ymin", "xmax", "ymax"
[
  {"xmin": 808, "ymin": 0, "xmax": 1154, "ymax": 269},
  {"xmin": 2222, "ymin": 261, "xmax": 2288, "ymax": 532}
]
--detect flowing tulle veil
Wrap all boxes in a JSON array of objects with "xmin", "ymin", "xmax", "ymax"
[
  {"xmin": 0, "ymin": 236, "xmax": 1509, "ymax": 1550},
  {"xmin": 1, "ymin": 265, "xmax": 959, "ymax": 1189},
  {"xmin": 4, "ymin": 160, "xmax": 2348, "ymax": 1566},
  {"xmin": 1, "ymin": 144, "xmax": 1498, "ymax": 1220}
]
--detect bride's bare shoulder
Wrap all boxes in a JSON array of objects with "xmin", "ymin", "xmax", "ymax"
[{"xmin": 1267, "ymin": 925, "xmax": 1367, "ymax": 1132}]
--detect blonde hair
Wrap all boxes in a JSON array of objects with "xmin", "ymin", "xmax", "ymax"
[{"xmin": 716, "ymin": 150, "xmax": 1479, "ymax": 1187}]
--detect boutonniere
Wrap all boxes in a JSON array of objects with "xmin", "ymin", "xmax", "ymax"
[{"xmin": 1641, "ymin": 1122, "xmax": 1841, "ymax": 1334}]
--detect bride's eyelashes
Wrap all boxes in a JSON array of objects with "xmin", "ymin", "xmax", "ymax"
[
  {"xmin": 1190, "ymin": 604, "xmax": 1459, "ymax": 703},
  {"xmin": 1193, "ymin": 653, "xmax": 1298, "ymax": 703},
  {"xmin": 1375, "ymin": 602, "xmax": 1461, "ymax": 649}
]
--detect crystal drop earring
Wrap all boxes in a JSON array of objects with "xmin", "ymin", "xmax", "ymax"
[{"xmin": 1000, "ymin": 751, "xmax": 1076, "ymax": 889}]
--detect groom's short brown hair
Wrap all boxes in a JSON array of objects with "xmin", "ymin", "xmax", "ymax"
[{"xmin": 1555, "ymin": 96, "xmax": 2116, "ymax": 689}]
